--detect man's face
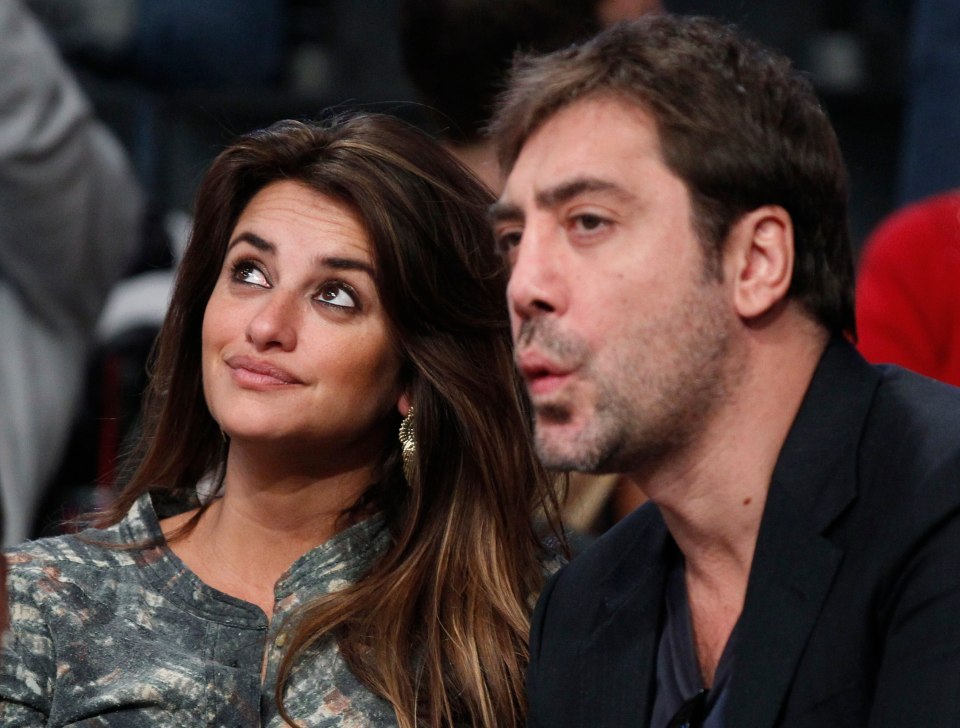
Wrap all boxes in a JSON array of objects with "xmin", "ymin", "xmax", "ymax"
[{"xmin": 493, "ymin": 96, "xmax": 739, "ymax": 475}]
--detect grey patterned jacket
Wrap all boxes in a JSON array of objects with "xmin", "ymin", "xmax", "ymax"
[{"xmin": 0, "ymin": 494, "xmax": 399, "ymax": 727}]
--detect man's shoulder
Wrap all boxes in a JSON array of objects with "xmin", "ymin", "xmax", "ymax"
[
  {"xmin": 848, "ymin": 365, "xmax": 960, "ymax": 535},
  {"xmin": 528, "ymin": 501, "xmax": 669, "ymax": 721},
  {"xmin": 864, "ymin": 365, "xmax": 960, "ymax": 472},
  {"xmin": 871, "ymin": 364, "xmax": 960, "ymax": 422}
]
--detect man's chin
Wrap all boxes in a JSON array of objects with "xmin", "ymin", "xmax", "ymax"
[{"xmin": 534, "ymin": 421, "xmax": 605, "ymax": 472}]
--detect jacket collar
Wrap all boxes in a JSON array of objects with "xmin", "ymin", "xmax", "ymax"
[
  {"xmin": 586, "ymin": 508, "xmax": 673, "ymax": 727},
  {"xmin": 725, "ymin": 337, "xmax": 880, "ymax": 725}
]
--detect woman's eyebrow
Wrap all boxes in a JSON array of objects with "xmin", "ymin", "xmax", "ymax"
[
  {"xmin": 227, "ymin": 231, "xmax": 275, "ymax": 253},
  {"xmin": 312, "ymin": 255, "xmax": 375, "ymax": 276}
]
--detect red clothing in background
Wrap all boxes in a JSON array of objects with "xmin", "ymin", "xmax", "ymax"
[{"xmin": 856, "ymin": 190, "xmax": 960, "ymax": 386}]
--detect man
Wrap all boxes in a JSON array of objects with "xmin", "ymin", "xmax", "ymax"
[{"xmin": 489, "ymin": 15, "xmax": 960, "ymax": 727}]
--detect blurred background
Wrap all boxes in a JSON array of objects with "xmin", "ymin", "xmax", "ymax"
[
  {"xmin": 28, "ymin": 0, "xmax": 917, "ymax": 247},
  {"xmin": 32, "ymin": 0, "xmax": 919, "ymax": 240},
  {"xmin": 9, "ymin": 0, "xmax": 957, "ymax": 543}
]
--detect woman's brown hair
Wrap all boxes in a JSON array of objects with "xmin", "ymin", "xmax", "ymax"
[{"xmin": 98, "ymin": 113, "xmax": 560, "ymax": 727}]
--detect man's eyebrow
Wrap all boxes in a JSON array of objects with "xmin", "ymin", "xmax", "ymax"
[
  {"xmin": 535, "ymin": 177, "xmax": 634, "ymax": 209},
  {"xmin": 489, "ymin": 177, "xmax": 636, "ymax": 224},
  {"xmin": 488, "ymin": 200, "xmax": 524, "ymax": 226}
]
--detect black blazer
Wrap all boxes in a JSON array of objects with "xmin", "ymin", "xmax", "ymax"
[{"xmin": 528, "ymin": 340, "xmax": 960, "ymax": 727}]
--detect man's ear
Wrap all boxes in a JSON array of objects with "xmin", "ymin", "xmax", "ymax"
[
  {"xmin": 724, "ymin": 205, "xmax": 794, "ymax": 320},
  {"xmin": 398, "ymin": 390, "xmax": 411, "ymax": 418}
]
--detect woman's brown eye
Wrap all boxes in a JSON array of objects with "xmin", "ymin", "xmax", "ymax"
[
  {"xmin": 231, "ymin": 260, "xmax": 268, "ymax": 286},
  {"xmin": 316, "ymin": 282, "xmax": 358, "ymax": 309}
]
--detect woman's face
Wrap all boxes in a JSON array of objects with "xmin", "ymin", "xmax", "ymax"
[{"xmin": 201, "ymin": 180, "xmax": 405, "ymax": 461}]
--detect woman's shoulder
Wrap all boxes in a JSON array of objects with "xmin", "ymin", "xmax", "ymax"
[
  {"xmin": 5, "ymin": 521, "xmax": 143, "ymax": 599},
  {"xmin": 7, "ymin": 492, "xmax": 170, "ymax": 573}
]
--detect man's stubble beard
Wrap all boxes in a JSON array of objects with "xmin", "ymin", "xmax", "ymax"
[{"xmin": 529, "ymin": 280, "xmax": 739, "ymax": 476}]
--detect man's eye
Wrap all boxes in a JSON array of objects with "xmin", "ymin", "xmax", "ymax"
[
  {"xmin": 232, "ymin": 260, "xmax": 268, "ymax": 287},
  {"xmin": 316, "ymin": 282, "xmax": 358, "ymax": 309},
  {"xmin": 495, "ymin": 230, "xmax": 522, "ymax": 253},
  {"xmin": 574, "ymin": 214, "xmax": 606, "ymax": 231}
]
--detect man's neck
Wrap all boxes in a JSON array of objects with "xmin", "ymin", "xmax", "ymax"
[
  {"xmin": 638, "ymin": 318, "xmax": 827, "ymax": 574},
  {"xmin": 635, "ymin": 318, "xmax": 828, "ymax": 683}
]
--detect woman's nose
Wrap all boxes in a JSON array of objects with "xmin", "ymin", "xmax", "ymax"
[{"xmin": 245, "ymin": 291, "xmax": 299, "ymax": 350}]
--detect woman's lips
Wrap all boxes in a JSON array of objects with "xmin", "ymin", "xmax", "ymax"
[{"xmin": 226, "ymin": 355, "xmax": 303, "ymax": 388}]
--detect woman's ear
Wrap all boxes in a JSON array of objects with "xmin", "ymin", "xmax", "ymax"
[
  {"xmin": 725, "ymin": 205, "xmax": 794, "ymax": 320},
  {"xmin": 397, "ymin": 391, "xmax": 411, "ymax": 418}
]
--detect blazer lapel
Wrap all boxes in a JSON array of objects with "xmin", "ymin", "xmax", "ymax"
[
  {"xmin": 724, "ymin": 479, "xmax": 845, "ymax": 726},
  {"xmin": 726, "ymin": 339, "xmax": 880, "ymax": 726},
  {"xmin": 579, "ymin": 512, "xmax": 672, "ymax": 728}
]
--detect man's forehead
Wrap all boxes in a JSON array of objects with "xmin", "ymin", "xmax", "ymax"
[
  {"xmin": 496, "ymin": 100, "xmax": 662, "ymax": 215},
  {"xmin": 520, "ymin": 94, "xmax": 655, "ymax": 151}
]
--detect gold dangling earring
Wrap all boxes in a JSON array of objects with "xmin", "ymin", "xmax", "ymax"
[{"xmin": 398, "ymin": 406, "xmax": 416, "ymax": 482}]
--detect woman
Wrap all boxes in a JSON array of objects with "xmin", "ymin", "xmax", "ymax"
[{"xmin": 0, "ymin": 113, "xmax": 560, "ymax": 727}]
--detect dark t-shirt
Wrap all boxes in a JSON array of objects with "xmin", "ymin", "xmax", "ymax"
[{"xmin": 651, "ymin": 553, "xmax": 738, "ymax": 728}]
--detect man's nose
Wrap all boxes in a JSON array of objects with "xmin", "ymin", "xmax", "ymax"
[{"xmin": 506, "ymin": 222, "xmax": 567, "ymax": 322}]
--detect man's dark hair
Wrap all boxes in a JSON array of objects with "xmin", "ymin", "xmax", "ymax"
[
  {"xmin": 490, "ymin": 14, "xmax": 855, "ymax": 336},
  {"xmin": 399, "ymin": 0, "xmax": 601, "ymax": 145}
]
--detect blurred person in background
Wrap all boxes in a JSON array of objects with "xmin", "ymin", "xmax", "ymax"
[
  {"xmin": 855, "ymin": 190, "xmax": 960, "ymax": 387},
  {"xmin": 0, "ymin": 0, "xmax": 143, "ymax": 545},
  {"xmin": 0, "ymin": 113, "xmax": 559, "ymax": 727},
  {"xmin": 399, "ymin": 0, "xmax": 660, "ymax": 193},
  {"xmin": 895, "ymin": 0, "xmax": 960, "ymax": 206},
  {"xmin": 24, "ymin": 0, "xmax": 285, "ymax": 90},
  {"xmin": 400, "ymin": 0, "xmax": 604, "ymax": 191}
]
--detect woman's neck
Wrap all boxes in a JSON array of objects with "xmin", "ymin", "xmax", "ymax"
[{"xmin": 161, "ymin": 440, "xmax": 377, "ymax": 617}]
